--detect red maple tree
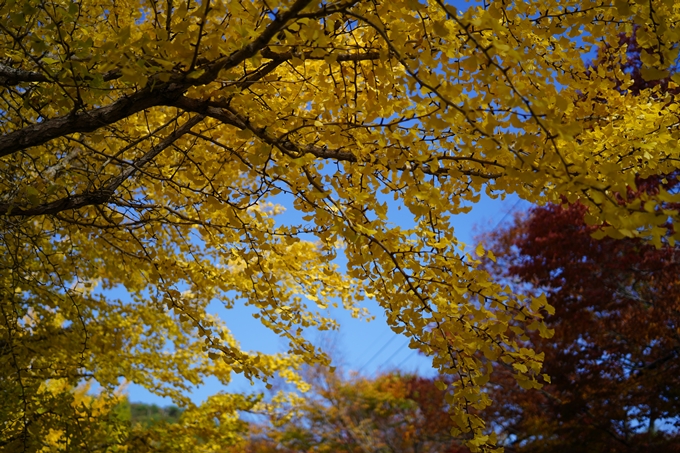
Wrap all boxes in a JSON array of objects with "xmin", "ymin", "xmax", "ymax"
[{"xmin": 481, "ymin": 201, "xmax": 680, "ymax": 453}]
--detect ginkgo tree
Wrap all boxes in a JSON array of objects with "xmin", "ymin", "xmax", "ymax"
[{"xmin": 1, "ymin": 0, "xmax": 679, "ymax": 451}]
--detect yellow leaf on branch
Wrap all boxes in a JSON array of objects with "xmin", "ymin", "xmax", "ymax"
[{"xmin": 1, "ymin": 0, "xmax": 680, "ymax": 451}]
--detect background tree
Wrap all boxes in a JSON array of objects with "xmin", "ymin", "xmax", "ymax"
[
  {"xmin": 109, "ymin": 399, "xmax": 184, "ymax": 428},
  {"xmin": 2, "ymin": 0, "xmax": 680, "ymax": 450},
  {"xmin": 481, "ymin": 202, "xmax": 680, "ymax": 452},
  {"xmin": 238, "ymin": 365, "xmax": 469, "ymax": 453}
]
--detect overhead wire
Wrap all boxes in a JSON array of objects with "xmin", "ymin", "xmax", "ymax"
[
  {"xmin": 358, "ymin": 200, "xmax": 527, "ymax": 375},
  {"xmin": 490, "ymin": 198, "xmax": 524, "ymax": 231},
  {"xmin": 357, "ymin": 334, "xmax": 399, "ymax": 373},
  {"xmin": 395, "ymin": 348, "xmax": 418, "ymax": 370},
  {"xmin": 377, "ymin": 339, "xmax": 411, "ymax": 370}
]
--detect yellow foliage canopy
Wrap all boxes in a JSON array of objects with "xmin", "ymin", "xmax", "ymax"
[{"xmin": 1, "ymin": 0, "xmax": 679, "ymax": 450}]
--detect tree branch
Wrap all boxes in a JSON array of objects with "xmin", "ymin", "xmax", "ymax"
[
  {"xmin": 0, "ymin": 63, "xmax": 50, "ymax": 84},
  {"xmin": 191, "ymin": 0, "xmax": 318, "ymax": 86},
  {"xmin": 0, "ymin": 0, "xmax": 316, "ymax": 158},
  {"xmin": 0, "ymin": 62, "xmax": 121, "ymax": 86},
  {"xmin": 0, "ymin": 84, "xmax": 187, "ymax": 159},
  {"xmin": 260, "ymin": 48, "xmax": 381, "ymax": 62},
  {"xmin": 0, "ymin": 115, "xmax": 204, "ymax": 217},
  {"xmin": 174, "ymin": 97, "xmax": 503, "ymax": 180}
]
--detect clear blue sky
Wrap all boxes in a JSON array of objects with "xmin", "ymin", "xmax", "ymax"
[{"xmin": 126, "ymin": 193, "xmax": 529, "ymax": 406}]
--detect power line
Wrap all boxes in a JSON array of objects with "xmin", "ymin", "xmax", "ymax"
[
  {"xmin": 377, "ymin": 339, "xmax": 411, "ymax": 370},
  {"xmin": 395, "ymin": 348, "xmax": 418, "ymax": 370},
  {"xmin": 357, "ymin": 334, "xmax": 398, "ymax": 373},
  {"xmin": 359, "ymin": 200, "xmax": 527, "ymax": 376},
  {"xmin": 490, "ymin": 198, "xmax": 524, "ymax": 231}
]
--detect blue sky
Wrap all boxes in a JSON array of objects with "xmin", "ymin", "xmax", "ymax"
[{"xmin": 126, "ymin": 193, "xmax": 529, "ymax": 405}]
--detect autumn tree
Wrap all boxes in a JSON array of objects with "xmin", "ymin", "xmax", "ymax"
[
  {"xmin": 128, "ymin": 402, "xmax": 184, "ymax": 427},
  {"xmin": 2, "ymin": 0, "xmax": 680, "ymax": 450},
  {"xmin": 480, "ymin": 202, "xmax": 680, "ymax": 452},
  {"xmin": 238, "ymin": 365, "xmax": 469, "ymax": 453}
]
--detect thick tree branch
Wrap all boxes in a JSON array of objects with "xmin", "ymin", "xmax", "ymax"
[
  {"xmin": 0, "ymin": 115, "xmax": 204, "ymax": 217},
  {"xmin": 0, "ymin": 63, "xmax": 50, "ymax": 84},
  {"xmin": 0, "ymin": 0, "xmax": 316, "ymax": 158},
  {"xmin": 191, "ymin": 0, "xmax": 318, "ymax": 86},
  {"xmin": 0, "ymin": 83, "xmax": 188, "ymax": 159}
]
